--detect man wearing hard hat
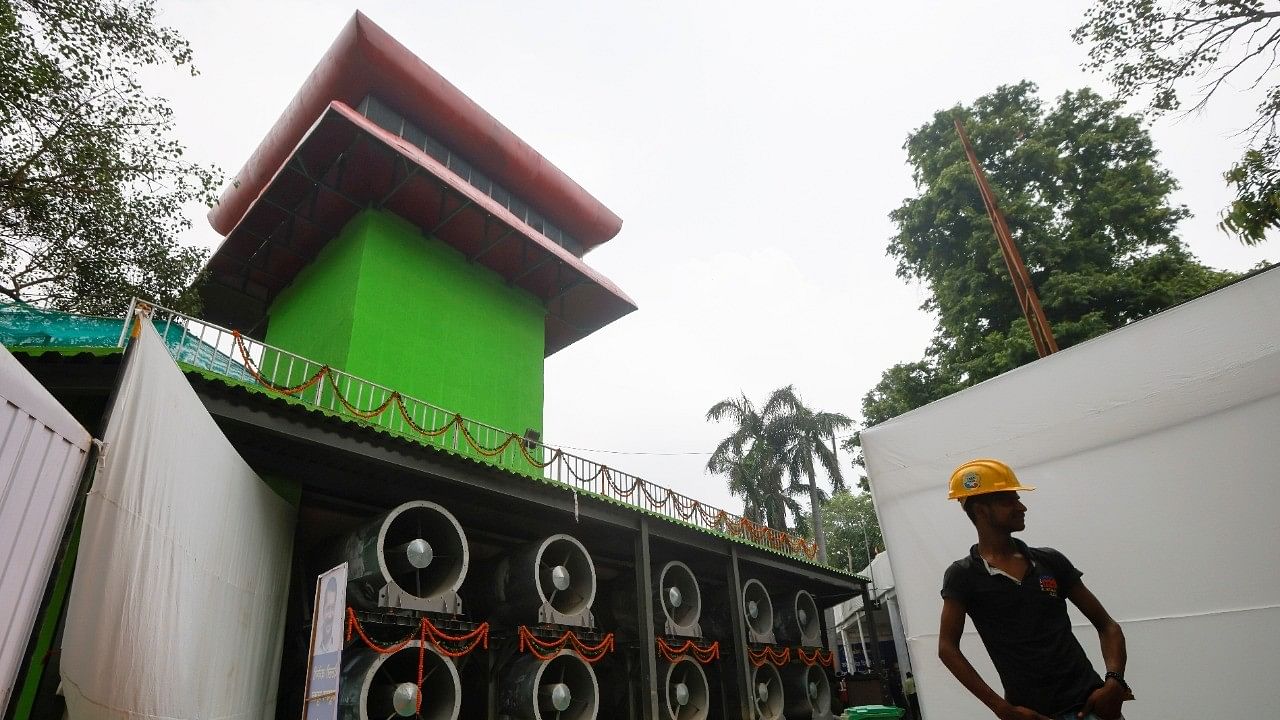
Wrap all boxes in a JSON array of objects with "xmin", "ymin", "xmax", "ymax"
[{"xmin": 936, "ymin": 459, "xmax": 1132, "ymax": 720}]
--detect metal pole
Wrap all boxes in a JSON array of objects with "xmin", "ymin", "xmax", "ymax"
[
  {"xmin": 854, "ymin": 612, "xmax": 868, "ymax": 672},
  {"xmin": 633, "ymin": 518, "xmax": 658, "ymax": 719},
  {"xmin": 953, "ymin": 117, "xmax": 1058, "ymax": 358},
  {"xmin": 727, "ymin": 545, "xmax": 753, "ymax": 720}
]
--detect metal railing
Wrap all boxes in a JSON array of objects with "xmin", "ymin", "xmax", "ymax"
[{"xmin": 119, "ymin": 298, "xmax": 820, "ymax": 562}]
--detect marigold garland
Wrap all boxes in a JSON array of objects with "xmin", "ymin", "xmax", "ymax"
[
  {"xmin": 231, "ymin": 331, "xmax": 819, "ymax": 562},
  {"xmin": 656, "ymin": 637, "xmax": 720, "ymax": 664},
  {"xmin": 517, "ymin": 626, "xmax": 615, "ymax": 664},
  {"xmin": 797, "ymin": 647, "xmax": 834, "ymax": 667},
  {"xmin": 747, "ymin": 645, "xmax": 792, "ymax": 668},
  {"xmin": 344, "ymin": 607, "xmax": 489, "ymax": 658}
]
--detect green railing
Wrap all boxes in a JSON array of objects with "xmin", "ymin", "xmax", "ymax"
[{"xmin": 119, "ymin": 298, "xmax": 821, "ymax": 562}]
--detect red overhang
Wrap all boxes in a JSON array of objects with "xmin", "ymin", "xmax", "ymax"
[
  {"xmin": 199, "ymin": 101, "xmax": 636, "ymax": 356},
  {"xmin": 207, "ymin": 11, "xmax": 622, "ymax": 251}
]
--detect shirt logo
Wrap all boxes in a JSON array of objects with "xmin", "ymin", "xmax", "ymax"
[
  {"xmin": 1039, "ymin": 575, "xmax": 1059, "ymax": 598},
  {"xmin": 962, "ymin": 471, "xmax": 980, "ymax": 490}
]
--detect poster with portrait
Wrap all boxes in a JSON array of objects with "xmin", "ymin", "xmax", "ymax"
[{"xmin": 302, "ymin": 563, "xmax": 347, "ymax": 720}]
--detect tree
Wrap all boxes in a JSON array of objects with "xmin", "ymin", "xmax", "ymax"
[
  {"xmin": 1073, "ymin": 0, "xmax": 1280, "ymax": 245},
  {"xmin": 0, "ymin": 0, "xmax": 220, "ymax": 315},
  {"xmin": 843, "ymin": 360, "xmax": 960, "ymax": 492},
  {"xmin": 819, "ymin": 491, "xmax": 883, "ymax": 572},
  {"xmin": 852, "ymin": 82, "xmax": 1235, "ymax": 473},
  {"xmin": 768, "ymin": 385, "xmax": 851, "ymax": 564},
  {"xmin": 706, "ymin": 391, "xmax": 803, "ymax": 531}
]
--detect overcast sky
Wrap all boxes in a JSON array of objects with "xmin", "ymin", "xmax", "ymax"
[{"xmin": 147, "ymin": 1, "xmax": 1272, "ymax": 516}]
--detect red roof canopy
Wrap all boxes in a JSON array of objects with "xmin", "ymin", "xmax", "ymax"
[
  {"xmin": 207, "ymin": 11, "xmax": 622, "ymax": 251},
  {"xmin": 200, "ymin": 102, "xmax": 635, "ymax": 355}
]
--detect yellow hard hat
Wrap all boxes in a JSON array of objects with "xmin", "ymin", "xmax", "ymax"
[{"xmin": 948, "ymin": 459, "xmax": 1036, "ymax": 502}]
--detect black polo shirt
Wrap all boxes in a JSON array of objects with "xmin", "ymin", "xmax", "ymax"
[{"xmin": 941, "ymin": 539, "xmax": 1102, "ymax": 715}]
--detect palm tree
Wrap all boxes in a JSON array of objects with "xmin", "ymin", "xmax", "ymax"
[
  {"xmin": 705, "ymin": 393, "xmax": 801, "ymax": 531},
  {"xmin": 767, "ymin": 386, "xmax": 851, "ymax": 563}
]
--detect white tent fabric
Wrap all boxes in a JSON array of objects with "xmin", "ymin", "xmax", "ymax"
[
  {"xmin": 60, "ymin": 322, "xmax": 295, "ymax": 720},
  {"xmin": 861, "ymin": 268, "xmax": 1280, "ymax": 719},
  {"xmin": 0, "ymin": 344, "xmax": 91, "ymax": 708}
]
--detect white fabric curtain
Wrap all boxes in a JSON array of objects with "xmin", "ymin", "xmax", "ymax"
[
  {"xmin": 61, "ymin": 322, "xmax": 295, "ymax": 720},
  {"xmin": 862, "ymin": 268, "xmax": 1280, "ymax": 719}
]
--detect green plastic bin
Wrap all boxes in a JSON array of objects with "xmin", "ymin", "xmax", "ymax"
[{"xmin": 844, "ymin": 705, "xmax": 906, "ymax": 719}]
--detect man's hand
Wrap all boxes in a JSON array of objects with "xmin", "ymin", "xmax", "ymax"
[
  {"xmin": 1079, "ymin": 679, "xmax": 1128, "ymax": 719},
  {"xmin": 994, "ymin": 702, "xmax": 1051, "ymax": 720}
]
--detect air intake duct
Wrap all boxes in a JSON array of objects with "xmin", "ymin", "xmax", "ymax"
[
  {"xmin": 660, "ymin": 657, "xmax": 710, "ymax": 720},
  {"xmin": 327, "ymin": 500, "xmax": 468, "ymax": 613},
  {"xmin": 495, "ymin": 533, "xmax": 597, "ymax": 627},
  {"xmin": 751, "ymin": 662, "xmax": 785, "ymax": 720},
  {"xmin": 741, "ymin": 578, "xmax": 776, "ymax": 644},
  {"xmin": 657, "ymin": 561, "xmax": 702, "ymax": 637},
  {"xmin": 783, "ymin": 663, "xmax": 831, "ymax": 719},
  {"xmin": 339, "ymin": 641, "xmax": 461, "ymax": 720},
  {"xmin": 775, "ymin": 590, "xmax": 821, "ymax": 646},
  {"xmin": 500, "ymin": 649, "xmax": 600, "ymax": 720}
]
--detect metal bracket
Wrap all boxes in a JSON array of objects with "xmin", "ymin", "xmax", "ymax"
[
  {"xmin": 664, "ymin": 620, "xmax": 702, "ymax": 639},
  {"xmin": 537, "ymin": 602, "xmax": 595, "ymax": 629},
  {"xmin": 380, "ymin": 584, "xmax": 463, "ymax": 615}
]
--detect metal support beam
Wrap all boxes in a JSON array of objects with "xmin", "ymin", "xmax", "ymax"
[
  {"xmin": 634, "ymin": 517, "xmax": 659, "ymax": 719},
  {"xmin": 861, "ymin": 583, "xmax": 886, "ymax": 690},
  {"xmin": 469, "ymin": 227, "xmax": 515, "ymax": 263},
  {"xmin": 727, "ymin": 544, "xmax": 753, "ymax": 720},
  {"xmin": 427, "ymin": 195, "xmax": 473, "ymax": 236},
  {"xmin": 287, "ymin": 149, "xmax": 364, "ymax": 211},
  {"xmin": 547, "ymin": 275, "xmax": 586, "ymax": 304},
  {"xmin": 509, "ymin": 253, "xmax": 556, "ymax": 284},
  {"xmin": 374, "ymin": 158, "xmax": 417, "ymax": 207}
]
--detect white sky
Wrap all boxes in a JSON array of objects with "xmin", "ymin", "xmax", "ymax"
[{"xmin": 148, "ymin": 0, "xmax": 1272, "ymax": 516}]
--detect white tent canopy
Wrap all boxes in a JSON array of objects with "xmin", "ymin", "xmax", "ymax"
[
  {"xmin": 862, "ymin": 268, "xmax": 1280, "ymax": 718},
  {"xmin": 60, "ymin": 322, "xmax": 295, "ymax": 720}
]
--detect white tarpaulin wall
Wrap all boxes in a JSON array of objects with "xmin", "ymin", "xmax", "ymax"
[
  {"xmin": 0, "ymin": 345, "xmax": 91, "ymax": 708},
  {"xmin": 861, "ymin": 267, "xmax": 1280, "ymax": 719},
  {"xmin": 60, "ymin": 322, "xmax": 295, "ymax": 720}
]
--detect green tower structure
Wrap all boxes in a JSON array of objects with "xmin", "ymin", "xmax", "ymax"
[{"xmin": 196, "ymin": 14, "xmax": 635, "ymax": 463}]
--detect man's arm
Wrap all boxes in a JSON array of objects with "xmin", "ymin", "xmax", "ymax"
[
  {"xmin": 1067, "ymin": 582, "xmax": 1130, "ymax": 719},
  {"xmin": 938, "ymin": 597, "xmax": 1050, "ymax": 720}
]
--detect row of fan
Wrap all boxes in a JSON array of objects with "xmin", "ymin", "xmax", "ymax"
[
  {"xmin": 329, "ymin": 500, "xmax": 824, "ymax": 644},
  {"xmin": 341, "ymin": 640, "xmax": 831, "ymax": 720},
  {"xmin": 323, "ymin": 500, "xmax": 832, "ymax": 719}
]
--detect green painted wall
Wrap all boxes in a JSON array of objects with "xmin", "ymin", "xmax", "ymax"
[
  {"xmin": 262, "ymin": 217, "xmax": 364, "ymax": 372},
  {"xmin": 264, "ymin": 210, "xmax": 545, "ymax": 464}
]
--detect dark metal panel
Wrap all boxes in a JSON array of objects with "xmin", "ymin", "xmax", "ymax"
[
  {"xmin": 194, "ymin": 387, "xmax": 642, "ymax": 534},
  {"xmin": 634, "ymin": 517, "xmax": 658, "ymax": 719},
  {"xmin": 861, "ymin": 584, "xmax": 885, "ymax": 680},
  {"xmin": 727, "ymin": 545, "xmax": 752, "ymax": 720}
]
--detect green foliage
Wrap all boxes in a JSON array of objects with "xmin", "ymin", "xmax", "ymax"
[
  {"xmin": 706, "ymin": 385, "xmax": 850, "ymax": 552},
  {"xmin": 819, "ymin": 491, "xmax": 883, "ymax": 572},
  {"xmin": 767, "ymin": 386, "xmax": 851, "ymax": 562},
  {"xmin": 0, "ymin": 0, "xmax": 221, "ymax": 315},
  {"xmin": 1074, "ymin": 0, "xmax": 1280, "ymax": 245},
  {"xmin": 706, "ymin": 391, "xmax": 801, "ymax": 531},
  {"xmin": 851, "ymin": 82, "xmax": 1235, "ymax": 479}
]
